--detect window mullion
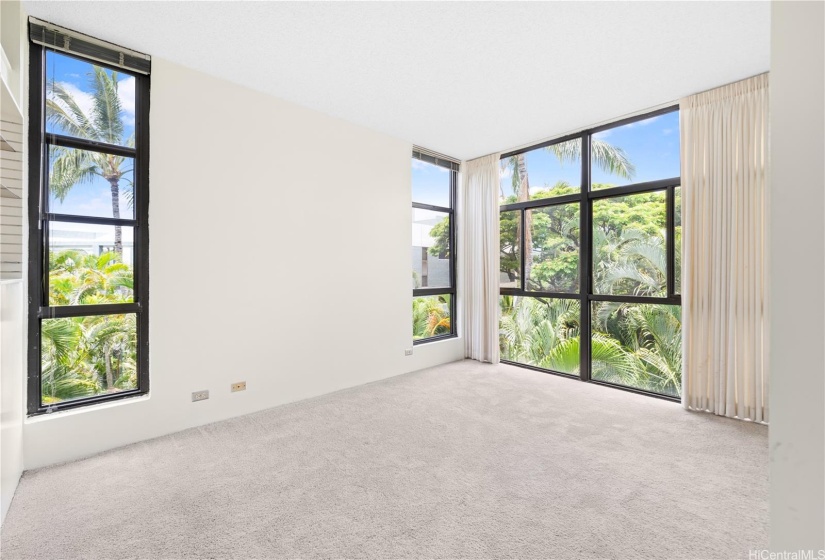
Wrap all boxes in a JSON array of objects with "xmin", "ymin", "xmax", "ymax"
[
  {"xmin": 666, "ymin": 185, "xmax": 676, "ymax": 297},
  {"xmin": 581, "ymin": 132, "xmax": 592, "ymax": 383},
  {"xmin": 47, "ymin": 133, "xmax": 137, "ymax": 158},
  {"xmin": 39, "ymin": 303, "xmax": 141, "ymax": 319}
]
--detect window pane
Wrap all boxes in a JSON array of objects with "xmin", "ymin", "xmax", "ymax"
[
  {"xmin": 499, "ymin": 295, "xmax": 580, "ymax": 375},
  {"xmin": 49, "ymin": 222, "xmax": 134, "ymax": 306},
  {"xmin": 591, "ymin": 111, "xmax": 680, "ymax": 190},
  {"xmin": 500, "ymin": 210, "xmax": 520, "ymax": 289},
  {"xmin": 675, "ymin": 186, "xmax": 682, "ymax": 294},
  {"xmin": 527, "ymin": 204, "xmax": 580, "ymax": 292},
  {"xmin": 591, "ymin": 302, "xmax": 682, "ymax": 397},
  {"xmin": 412, "ymin": 208, "xmax": 450, "ymax": 289},
  {"xmin": 41, "ymin": 313, "xmax": 138, "ymax": 406},
  {"xmin": 48, "ymin": 145, "xmax": 135, "ymax": 219},
  {"xmin": 413, "ymin": 295, "xmax": 452, "ymax": 340},
  {"xmin": 412, "ymin": 159, "xmax": 450, "ymax": 207},
  {"xmin": 592, "ymin": 191, "xmax": 667, "ymax": 297},
  {"xmin": 46, "ymin": 51, "xmax": 136, "ymax": 148},
  {"xmin": 500, "ymin": 139, "xmax": 581, "ymax": 205}
]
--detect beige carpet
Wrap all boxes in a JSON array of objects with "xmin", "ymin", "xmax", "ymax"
[{"xmin": 1, "ymin": 360, "xmax": 768, "ymax": 559}]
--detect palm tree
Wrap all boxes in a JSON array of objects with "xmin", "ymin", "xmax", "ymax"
[
  {"xmin": 591, "ymin": 302, "xmax": 682, "ymax": 396},
  {"xmin": 593, "ymin": 228, "xmax": 667, "ymax": 296},
  {"xmin": 504, "ymin": 139, "xmax": 635, "ymax": 280},
  {"xmin": 83, "ymin": 313, "xmax": 137, "ymax": 392},
  {"xmin": 41, "ymin": 318, "xmax": 99, "ymax": 403},
  {"xmin": 47, "ymin": 66, "xmax": 133, "ymax": 256},
  {"xmin": 499, "ymin": 296, "xmax": 636, "ymax": 377}
]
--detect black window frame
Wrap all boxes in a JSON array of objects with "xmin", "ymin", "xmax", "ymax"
[
  {"xmin": 499, "ymin": 105, "xmax": 681, "ymax": 401},
  {"xmin": 27, "ymin": 31, "xmax": 151, "ymax": 415},
  {"xmin": 412, "ymin": 149, "xmax": 458, "ymax": 345}
]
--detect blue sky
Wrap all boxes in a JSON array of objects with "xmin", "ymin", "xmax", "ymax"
[
  {"xmin": 46, "ymin": 51, "xmax": 136, "ymax": 236},
  {"xmin": 411, "ymin": 159, "xmax": 451, "ymax": 207},
  {"xmin": 500, "ymin": 111, "xmax": 680, "ymax": 199}
]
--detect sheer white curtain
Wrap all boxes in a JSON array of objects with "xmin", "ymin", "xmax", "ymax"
[
  {"xmin": 460, "ymin": 154, "xmax": 501, "ymax": 363},
  {"xmin": 681, "ymin": 73, "xmax": 769, "ymax": 422}
]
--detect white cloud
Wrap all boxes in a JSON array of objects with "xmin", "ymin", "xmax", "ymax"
[
  {"xmin": 412, "ymin": 158, "xmax": 448, "ymax": 173},
  {"xmin": 118, "ymin": 76, "xmax": 136, "ymax": 126},
  {"xmin": 593, "ymin": 129, "xmax": 612, "ymax": 140},
  {"xmin": 50, "ymin": 81, "xmax": 95, "ymax": 121},
  {"xmin": 49, "ymin": 76, "xmax": 136, "ymax": 129}
]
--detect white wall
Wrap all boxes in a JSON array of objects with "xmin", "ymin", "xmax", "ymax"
[
  {"xmin": 1, "ymin": 281, "xmax": 24, "ymax": 524},
  {"xmin": 22, "ymin": 59, "xmax": 463, "ymax": 469},
  {"xmin": 769, "ymin": 0, "xmax": 825, "ymax": 551},
  {"xmin": 0, "ymin": 0, "xmax": 26, "ymax": 525}
]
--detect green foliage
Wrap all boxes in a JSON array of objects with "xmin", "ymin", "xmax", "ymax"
[
  {"xmin": 499, "ymin": 296, "xmax": 581, "ymax": 374},
  {"xmin": 495, "ymin": 140, "xmax": 682, "ymax": 397},
  {"xmin": 41, "ymin": 250, "xmax": 137, "ymax": 404},
  {"xmin": 527, "ymin": 197, "xmax": 580, "ymax": 291},
  {"xmin": 40, "ymin": 60, "xmax": 139, "ymax": 405},
  {"xmin": 49, "ymin": 250, "xmax": 133, "ymax": 306},
  {"xmin": 413, "ymin": 295, "xmax": 451, "ymax": 340},
  {"xmin": 500, "ymin": 209, "xmax": 520, "ymax": 284},
  {"xmin": 499, "ymin": 296, "xmax": 682, "ymax": 396},
  {"xmin": 590, "ymin": 302, "xmax": 682, "ymax": 396},
  {"xmin": 427, "ymin": 216, "xmax": 450, "ymax": 259},
  {"xmin": 593, "ymin": 192, "xmax": 668, "ymax": 296},
  {"xmin": 498, "ymin": 188, "xmax": 681, "ymax": 395}
]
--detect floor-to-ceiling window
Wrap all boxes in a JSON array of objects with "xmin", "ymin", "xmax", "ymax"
[
  {"xmin": 412, "ymin": 148, "xmax": 458, "ymax": 343},
  {"xmin": 28, "ymin": 20, "xmax": 151, "ymax": 414},
  {"xmin": 499, "ymin": 107, "xmax": 682, "ymax": 399}
]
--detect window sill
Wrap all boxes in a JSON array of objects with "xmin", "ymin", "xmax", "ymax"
[
  {"xmin": 413, "ymin": 333, "xmax": 459, "ymax": 346},
  {"xmin": 26, "ymin": 392, "xmax": 150, "ymax": 423}
]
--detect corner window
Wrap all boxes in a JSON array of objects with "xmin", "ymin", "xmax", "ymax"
[
  {"xmin": 412, "ymin": 149, "xmax": 458, "ymax": 343},
  {"xmin": 28, "ymin": 20, "xmax": 150, "ymax": 414},
  {"xmin": 499, "ymin": 107, "xmax": 682, "ymax": 399}
]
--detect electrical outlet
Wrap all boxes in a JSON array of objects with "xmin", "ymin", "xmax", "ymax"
[
  {"xmin": 405, "ymin": 348, "xmax": 413, "ymax": 356},
  {"xmin": 192, "ymin": 390, "xmax": 209, "ymax": 402},
  {"xmin": 231, "ymin": 381, "xmax": 246, "ymax": 392}
]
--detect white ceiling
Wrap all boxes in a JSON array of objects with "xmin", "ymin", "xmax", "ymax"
[{"xmin": 23, "ymin": 1, "xmax": 770, "ymax": 160}]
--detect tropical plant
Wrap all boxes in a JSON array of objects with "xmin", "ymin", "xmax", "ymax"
[
  {"xmin": 591, "ymin": 302, "xmax": 682, "ymax": 396},
  {"xmin": 47, "ymin": 66, "xmax": 133, "ymax": 256},
  {"xmin": 502, "ymin": 139, "xmax": 635, "ymax": 280},
  {"xmin": 497, "ymin": 142, "xmax": 683, "ymax": 396},
  {"xmin": 499, "ymin": 295, "xmax": 681, "ymax": 396},
  {"xmin": 40, "ymin": 317, "xmax": 96, "ymax": 403},
  {"xmin": 41, "ymin": 248, "xmax": 137, "ymax": 403},
  {"xmin": 413, "ymin": 295, "xmax": 451, "ymax": 339},
  {"xmin": 499, "ymin": 296, "xmax": 642, "ymax": 379},
  {"xmin": 49, "ymin": 249, "xmax": 132, "ymax": 306}
]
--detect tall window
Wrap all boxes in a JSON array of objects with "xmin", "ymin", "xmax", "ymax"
[
  {"xmin": 499, "ymin": 107, "xmax": 682, "ymax": 399},
  {"xmin": 412, "ymin": 149, "xmax": 458, "ymax": 343},
  {"xmin": 28, "ymin": 20, "xmax": 150, "ymax": 414}
]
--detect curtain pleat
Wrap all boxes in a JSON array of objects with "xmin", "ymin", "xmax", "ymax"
[
  {"xmin": 681, "ymin": 73, "xmax": 769, "ymax": 423},
  {"xmin": 460, "ymin": 154, "xmax": 501, "ymax": 363}
]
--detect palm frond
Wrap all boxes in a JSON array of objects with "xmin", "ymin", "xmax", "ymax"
[
  {"xmin": 49, "ymin": 146, "xmax": 98, "ymax": 201},
  {"xmin": 46, "ymin": 81, "xmax": 95, "ymax": 138},
  {"xmin": 591, "ymin": 139, "xmax": 636, "ymax": 180},
  {"xmin": 92, "ymin": 66, "xmax": 124, "ymax": 145}
]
